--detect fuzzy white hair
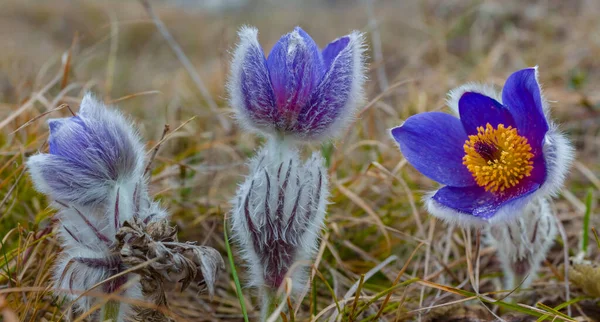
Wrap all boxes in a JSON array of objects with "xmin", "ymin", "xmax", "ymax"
[
  {"xmin": 486, "ymin": 197, "xmax": 556, "ymax": 290},
  {"xmin": 230, "ymin": 141, "xmax": 328, "ymax": 294},
  {"xmin": 227, "ymin": 26, "xmax": 264, "ymax": 135}
]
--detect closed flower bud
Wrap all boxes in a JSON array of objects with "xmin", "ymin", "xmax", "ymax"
[
  {"xmin": 27, "ymin": 93, "xmax": 145, "ymax": 207},
  {"xmin": 231, "ymin": 145, "xmax": 328, "ymax": 293},
  {"xmin": 25, "ymin": 94, "xmax": 160, "ymax": 319}
]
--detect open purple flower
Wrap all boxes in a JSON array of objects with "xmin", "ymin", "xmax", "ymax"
[
  {"xmin": 228, "ymin": 26, "xmax": 366, "ymax": 141},
  {"xmin": 390, "ymin": 68, "xmax": 573, "ymax": 226}
]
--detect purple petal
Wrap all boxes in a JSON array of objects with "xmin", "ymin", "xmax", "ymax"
[
  {"xmin": 390, "ymin": 112, "xmax": 475, "ymax": 187},
  {"xmin": 267, "ymin": 27, "xmax": 323, "ymax": 124},
  {"xmin": 322, "ymin": 36, "xmax": 350, "ymax": 70},
  {"xmin": 458, "ymin": 92, "xmax": 515, "ymax": 135},
  {"xmin": 48, "ymin": 118, "xmax": 67, "ymax": 133},
  {"xmin": 502, "ymin": 68, "xmax": 549, "ymax": 152},
  {"xmin": 294, "ymin": 32, "xmax": 362, "ymax": 139},
  {"xmin": 529, "ymin": 154, "xmax": 547, "ymax": 185},
  {"xmin": 27, "ymin": 154, "xmax": 112, "ymax": 204},
  {"xmin": 432, "ymin": 181, "xmax": 540, "ymax": 219},
  {"xmin": 239, "ymin": 35, "xmax": 277, "ymax": 126},
  {"xmin": 48, "ymin": 116, "xmax": 87, "ymax": 156},
  {"xmin": 29, "ymin": 95, "xmax": 145, "ymax": 205},
  {"xmin": 50, "ymin": 115, "xmax": 137, "ymax": 182}
]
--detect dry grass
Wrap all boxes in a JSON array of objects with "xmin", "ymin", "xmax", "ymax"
[{"xmin": 1, "ymin": 0, "xmax": 599, "ymax": 321}]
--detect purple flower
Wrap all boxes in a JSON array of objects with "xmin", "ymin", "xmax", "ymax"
[
  {"xmin": 27, "ymin": 93, "xmax": 169, "ymax": 316},
  {"xmin": 228, "ymin": 26, "xmax": 366, "ymax": 141},
  {"xmin": 27, "ymin": 93, "xmax": 145, "ymax": 206},
  {"xmin": 390, "ymin": 68, "xmax": 573, "ymax": 226}
]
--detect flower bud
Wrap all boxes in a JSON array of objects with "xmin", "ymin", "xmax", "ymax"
[
  {"xmin": 27, "ymin": 93, "xmax": 145, "ymax": 207},
  {"xmin": 231, "ymin": 145, "xmax": 328, "ymax": 292}
]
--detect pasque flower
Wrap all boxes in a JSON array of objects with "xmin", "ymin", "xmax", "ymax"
[
  {"xmin": 390, "ymin": 68, "xmax": 573, "ymax": 226},
  {"xmin": 27, "ymin": 94, "xmax": 223, "ymax": 321},
  {"xmin": 27, "ymin": 94, "xmax": 156, "ymax": 319},
  {"xmin": 228, "ymin": 26, "xmax": 366, "ymax": 141},
  {"xmin": 231, "ymin": 145, "xmax": 328, "ymax": 293},
  {"xmin": 228, "ymin": 26, "xmax": 365, "ymax": 319}
]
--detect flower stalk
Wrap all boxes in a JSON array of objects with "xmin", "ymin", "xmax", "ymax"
[
  {"xmin": 101, "ymin": 300, "xmax": 120, "ymax": 322},
  {"xmin": 262, "ymin": 288, "xmax": 280, "ymax": 321}
]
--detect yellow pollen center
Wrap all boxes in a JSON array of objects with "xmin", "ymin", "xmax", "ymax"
[{"xmin": 462, "ymin": 123, "xmax": 534, "ymax": 193}]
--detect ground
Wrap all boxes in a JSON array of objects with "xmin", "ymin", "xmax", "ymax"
[{"xmin": 0, "ymin": 0, "xmax": 599, "ymax": 321}]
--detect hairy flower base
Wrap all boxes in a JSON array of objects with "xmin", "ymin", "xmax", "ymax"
[
  {"xmin": 486, "ymin": 197, "xmax": 556, "ymax": 289},
  {"xmin": 231, "ymin": 144, "xmax": 328, "ymax": 292},
  {"xmin": 463, "ymin": 123, "xmax": 534, "ymax": 193},
  {"xmin": 244, "ymin": 165, "xmax": 322, "ymax": 288}
]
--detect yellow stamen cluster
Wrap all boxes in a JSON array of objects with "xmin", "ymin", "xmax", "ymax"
[{"xmin": 463, "ymin": 123, "xmax": 534, "ymax": 193}]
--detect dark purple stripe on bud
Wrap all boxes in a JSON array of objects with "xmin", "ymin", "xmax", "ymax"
[
  {"xmin": 114, "ymin": 187, "xmax": 121, "ymax": 230},
  {"xmin": 70, "ymin": 205, "xmax": 112, "ymax": 245},
  {"xmin": 275, "ymin": 160, "xmax": 293, "ymax": 237},
  {"xmin": 244, "ymin": 180, "xmax": 262, "ymax": 256},
  {"xmin": 283, "ymin": 184, "xmax": 305, "ymax": 239},
  {"xmin": 63, "ymin": 225, "xmax": 82, "ymax": 244},
  {"xmin": 74, "ymin": 254, "xmax": 121, "ymax": 270},
  {"xmin": 531, "ymin": 217, "xmax": 541, "ymax": 244},
  {"xmin": 263, "ymin": 170, "xmax": 275, "ymax": 243}
]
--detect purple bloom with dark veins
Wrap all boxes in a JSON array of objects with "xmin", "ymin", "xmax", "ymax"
[
  {"xmin": 390, "ymin": 68, "xmax": 573, "ymax": 226},
  {"xmin": 231, "ymin": 145, "xmax": 328, "ymax": 293},
  {"xmin": 228, "ymin": 26, "xmax": 366, "ymax": 141}
]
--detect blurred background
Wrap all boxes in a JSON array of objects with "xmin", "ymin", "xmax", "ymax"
[{"xmin": 1, "ymin": 0, "xmax": 599, "ymax": 321}]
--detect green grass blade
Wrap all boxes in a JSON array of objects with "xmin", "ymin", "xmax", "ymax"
[
  {"xmin": 535, "ymin": 302, "xmax": 575, "ymax": 322},
  {"xmin": 582, "ymin": 189, "xmax": 593, "ymax": 254},
  {"xmin": 0, "ymin": 237, "xmax": 11, "ymax": 286},
  {"xmin": 223, "ymin": 216, "xmax": 249, "ymax": 322},
  {"xmin": 314, "ymin": 269, "xmax": 342, "ymax": 316},
  {"xmin": 353, "ymin": 278, "xmax": 420, "ymax": 317},
  {"xmin": 321, "ymin": 141, "xmax": 334, "ymax": 168}
]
